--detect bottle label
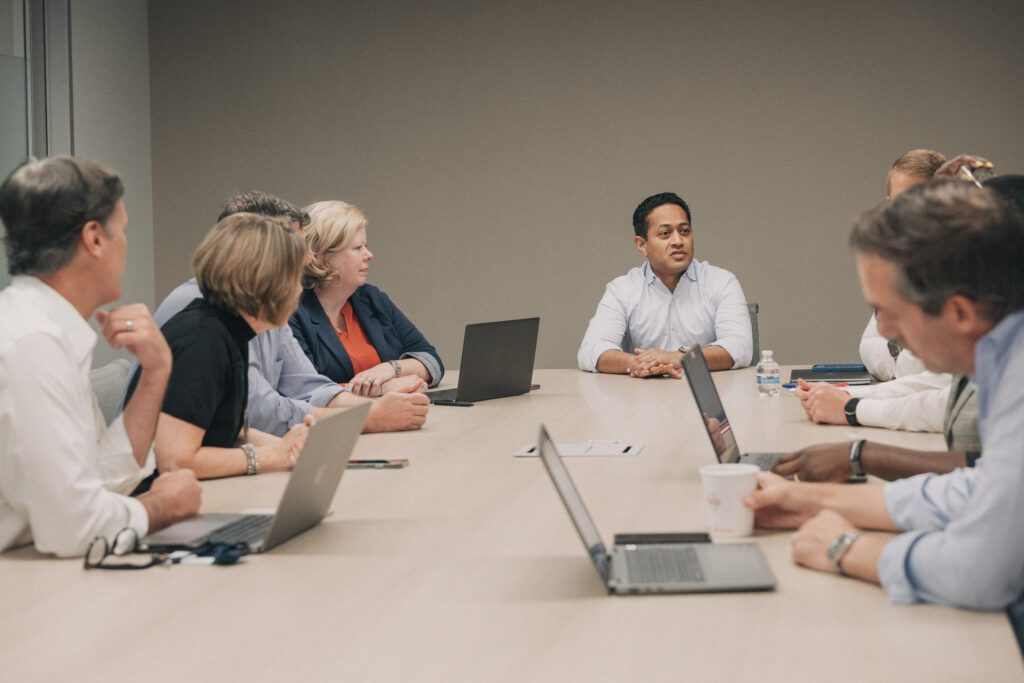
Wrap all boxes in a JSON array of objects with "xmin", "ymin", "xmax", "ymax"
[{"xmin": 757, "ymin": 375, "xmax": 780, "ymax": 385}]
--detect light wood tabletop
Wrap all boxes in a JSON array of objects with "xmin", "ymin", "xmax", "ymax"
[{"xmin": 2, "ymin": 368, "xmax": 1020, "ymax": 682}]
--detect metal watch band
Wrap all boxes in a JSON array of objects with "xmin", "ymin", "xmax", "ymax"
[
  {"xmin": 389, "ymin": 360, "xmax": 402, "ymax": 378},
  {"xmin": 849, "ymin": 439, "xmax": 866, "ymax": 477},
  {"xmin": 242, "ymin": 443, "xmax": 259, "ymax": 476},
  {"xmin": 844, "ymin": 397, "xmax": 861, "ymax": 426},
  {"xmin": 827, "ymin": 531, "xmax": 860, "ymax": 574}
]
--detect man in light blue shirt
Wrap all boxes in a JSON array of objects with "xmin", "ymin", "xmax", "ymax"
[
  {"xmin": 577, "ymin": 192, "xmax": 752, "ymax": 376},
  {"xmin": 744, "ymin": 178, "xmax": 1024, "ymax": 650},
  {"xmin": 118, "ymin": 192, "xmax": 429, "ymax": 435}
]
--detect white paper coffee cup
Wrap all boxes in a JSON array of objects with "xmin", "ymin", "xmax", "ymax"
[{"xmin": 698, "ymin": 463, "xmax": 760, "ymax": 538}]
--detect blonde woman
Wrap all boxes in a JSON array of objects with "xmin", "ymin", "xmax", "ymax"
[
  {"xmin": 126, "ymin": 213, "xmax": 310, "ymax": 484},
  {"xmin": 289, "ymin": 201, "xmax": 443, "ymax": 397}
]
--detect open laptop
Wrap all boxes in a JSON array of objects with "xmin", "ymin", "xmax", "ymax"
[
  {"xmin": 140, "ymin": 401, "xmax": 370, "ymax": 553},
  {"xmin": 681, "ymin": 345, "xmax": 784, "ymax": 470},
  {"xmin": 537, "ymin": 425, "xmax": 775, "ymax": 595},
  {"xmin": 428, "ymin": 317, "xmax": 540, "ymax": 405}
]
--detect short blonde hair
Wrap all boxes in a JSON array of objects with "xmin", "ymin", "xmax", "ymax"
[
  {"xmin": 302, "ymin": 200, "xmax": 368, "ymax": 289},
  {"xmin": 193, "ymin": 213, "xmax": 306, "ymax": 326}
]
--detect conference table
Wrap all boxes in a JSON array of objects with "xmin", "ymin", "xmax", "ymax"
[{"xmin": 2, "ymin": 368, "xmax": 1021, "ymax": 682}]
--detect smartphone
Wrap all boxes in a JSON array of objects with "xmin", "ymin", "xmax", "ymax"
[
  {"xmin": 613, "ymin": 532, "xmax": 711, "ymax": 545},
  {"xmin": 347, "ymin": 459, "xmax": 409, "ymax": 469}
]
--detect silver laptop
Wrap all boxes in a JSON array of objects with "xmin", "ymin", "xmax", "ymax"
[
  {"xmin": 537, "ymin": 425, "xmax": 775, "ymax": 595},
  {"xmin": 428, "ymin": 317, "xmax": 540, "ymax": 405},
  {"xmin": 140, "ymin": 402, "xmax": 370, "ymax": 552},
  {"xmin": 681, "ymin": 345, "xmax": 783, "ymax": 470}
]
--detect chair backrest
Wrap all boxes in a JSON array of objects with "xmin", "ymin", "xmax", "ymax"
[
  {"xmin": 89, "ymin": 358, "xmax": 132, "ymax": 426},
  {"xmin": 747, "ymin": 302, "xmax": 760, "ymax": 366}
]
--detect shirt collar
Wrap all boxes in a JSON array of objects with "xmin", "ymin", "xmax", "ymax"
[
  {"xmin": 975, "ymin": 309, "xmax": 1024, "ymax": 376},
  {"xmin": 642, "ymin": 259, "xmax": 699, "ymax": 286},
  {"xmin": 10, "ymin": 275, "xmax": 97, "ymax": 365}
]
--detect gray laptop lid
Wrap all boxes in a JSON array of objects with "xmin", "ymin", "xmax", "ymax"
[
  {"xmin": 681, "ymin": 345, "xmax": 742, "ymax": 464},
  {"xmin": 536, "ymin": 425, "xmax": 611, "ymax": 581},
  {"xmin": 260, "ymin": 401, "xmax": 370, "ymax": 550},
  {"xmin": 452, "ymin": 317, "xmax": 539, "ymax": 402}
]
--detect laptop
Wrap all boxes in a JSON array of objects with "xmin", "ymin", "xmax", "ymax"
[
  {"xmin": 537, "ymin": 425, "xmax": 775, "ymax": 595},
  {"xmin": 428, "ymin": 317, "xmax": 540, "ymax": 405},
  {"xmin": 140, "ymin": 401, "xmax": 370, "ymax": 552},
  {"xmin": 681, "ymin": 345, "xmax": 784, "ymax": 470}
]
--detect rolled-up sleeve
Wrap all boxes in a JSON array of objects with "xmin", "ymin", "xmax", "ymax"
[
  {"xmin": 877, "ymin": 399, "xmax": 1024, "ymax": 609},
  {"xmin": 0, "ymin": 335, "xmax": 149, "ymax": 557},
  {"xmin": 577, "ymin": 284, "xmax": 628, "ymax": 372},
  {"xmin": 709, "ymin": 274, "xmax": 752, "ymax": 369},
  {"xmin": 247, "ymin": 328, "xmax": 345, "ymax": 436}
]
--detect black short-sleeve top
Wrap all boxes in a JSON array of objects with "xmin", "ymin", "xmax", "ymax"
[{"xmin": 127, "ymin": 298, "xmax": 255, "ymax": 448}]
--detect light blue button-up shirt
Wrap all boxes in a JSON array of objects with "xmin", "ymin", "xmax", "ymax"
[
  {"xmin": 577, "ymin": 259, "xmax": 752, "ymax": 371},
  {"xmin": 879, "ymin": 309, "xmax": 1024, "ymax": 614}
]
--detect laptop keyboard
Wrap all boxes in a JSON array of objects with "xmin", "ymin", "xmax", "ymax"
[
  {"xmin": 745, "ymin": 452, "xmax": 779, "ymax": 470},
  {"xmin": 624, "ymin": 546, "xmax": 705, "ymax": 584},
  {"xmin": 208, "ymin": 515, "xmax": 273, "ymax": 545}
]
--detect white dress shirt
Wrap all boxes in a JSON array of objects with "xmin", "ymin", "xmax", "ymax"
[
  {"xmin": 577, "ymin": 259, "xmax": 752, "ymax": 371},
  {"xmin": 860, "ymin": 314, "xmax": 927, "ymax": 380},
  {"xmin": 845, "ymin": 371, "xmax": 952, "ymax": 432},
  {"xmin": 0, "ymin": 276, "xmax": 153, "ymax": 557}
]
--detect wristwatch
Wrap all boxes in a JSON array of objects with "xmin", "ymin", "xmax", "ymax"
[
  {"xmin": 827, "ymin": 531, "xmax": 861, "ymax": 574},
  {"xmin": 843, "ymin": 397, "xmax": 861, "ymax": 426},
  {"xmin": 849, "ymin": 439, "xmax": 866, "ymax": 477}
]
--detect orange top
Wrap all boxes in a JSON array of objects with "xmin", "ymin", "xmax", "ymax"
[{"xmin": 334, "ymin": 301, "xmax": 382, "ymax": 376}]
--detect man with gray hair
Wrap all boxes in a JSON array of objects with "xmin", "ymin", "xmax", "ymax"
[
  {"xmin": 745, "ymin": 178, "xmax": 1024, "ymax": 649},
  {"xmin": 0, "ymin": 156, "xmax": 200, "ymax": 557}
]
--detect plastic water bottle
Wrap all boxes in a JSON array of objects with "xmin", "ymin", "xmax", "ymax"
[{"xmin": 756, "ymin": 350, "xmax": 781, "ymax": 397}]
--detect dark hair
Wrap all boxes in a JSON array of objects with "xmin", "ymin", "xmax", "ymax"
[
  {"xmin": 849, "ymin": 177, "xmax": 1024, "ymax": 321},
  {"xmin": 218, "ymin": 191, "xmax": 310, "ymax": 227},
  {"xmin": 0, "ymin": 155, "xmax": 124, "ymax": 276},
  {"xmin": 984, "ymin": 174, "xmax": 1024, "ymax": 220},
  {"xmin": 631, "ymin": 192, "xmax": 691, "ymax": 238}
]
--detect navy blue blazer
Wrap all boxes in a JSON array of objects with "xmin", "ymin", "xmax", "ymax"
[{"xmin": 289, "ymin": 285, "xmax": 444, "ymax": 386}]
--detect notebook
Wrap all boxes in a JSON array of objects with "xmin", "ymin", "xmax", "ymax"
[
  {"xmin": 538, "ymin": 425, "xmax": 776, "ymax": 595},
  {"xmin": 140, "ymin": 402, "xmax": 370, "ymax": 552},
  {"xmin": 428, "ymin": 317, "xmax": 539, "ymax": 405}
]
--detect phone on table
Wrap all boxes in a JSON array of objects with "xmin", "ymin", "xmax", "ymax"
[{"xmin": 347, "ymin": 459, "xmax": 409, "ymax": 469}]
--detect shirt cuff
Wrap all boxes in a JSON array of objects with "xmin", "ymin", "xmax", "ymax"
[
  {"xmin": 124, "ymin": 495, "xmax": 150, "ymax": 538},
  {"xmin": 578, "ymin": 341, "xmax": 621, "ymax": 372},
  {"xmin": 309, "ymin": 382, "xmax": 346, "ymax": 408},
  {"xmin": 95, "ymin": 415, "xmax": 156, "ymax": 495},
  {"xmin": 708, "ymin": 338, "xmax": 746, "ymax": 369},
  {"xmin": 401, "ymin": 351, "xmax": 443, "ymax": 387},
  {"xmin": 878, "ymin": 529, "xmax": 930, "ymax": 604}
]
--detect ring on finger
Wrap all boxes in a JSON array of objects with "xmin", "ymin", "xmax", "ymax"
[{"xmin": 125, "ymin": 319, "xmax": 134, "ymax": 331}]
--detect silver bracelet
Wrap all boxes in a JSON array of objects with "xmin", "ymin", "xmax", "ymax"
[
  {"xmin": 241, "ymin": 443, "xmax": 259, "ymax": 476},
  {"xmin": 389, "ymin": 360, "xmax": 402, "ymax": 378}
]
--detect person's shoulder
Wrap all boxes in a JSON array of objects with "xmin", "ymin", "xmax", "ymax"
[
  {"xmin": 353, "ymin": 283, "xmax": 397, "ymax": 311},
  {"xmin": 164, "ymin": 301, "xmax": 232, "ymax": 348},
  {"xmin": 0, "ymin": 286, "xmax": 62, "ymax": 351},
  {"xmin": 693, "ymin": 259, "xmax": 737, "ymax": 281},
  {"xmin": 608, "ymin": 264, "xmax": 647, "ymax": 288},
  {"xmin": 154, "ymin": 278, "xmax": 201, "ymax": 326}
]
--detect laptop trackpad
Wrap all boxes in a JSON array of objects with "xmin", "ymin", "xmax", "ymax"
[{"xmin": 142, "ymin": 512, "xmax": 243, "ymax": 547}]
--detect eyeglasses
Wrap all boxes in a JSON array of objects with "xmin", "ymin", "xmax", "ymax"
[{"xmin": 84, "ymin": 528, "xmax": 167, "ymax": 570}]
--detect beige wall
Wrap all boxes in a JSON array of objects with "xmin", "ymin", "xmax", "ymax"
[
  {"xmin": 148, "ymin": 0, "xmax": 1024, "ymax": 369},
  {"xmin": 72, "ymin": 0, "xmax": 155, "ymax": 366}
]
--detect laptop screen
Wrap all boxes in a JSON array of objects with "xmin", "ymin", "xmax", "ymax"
[
  {"xmin": 681, "ymin": 347, "xmax": 742, "ymax": 464},
  {"xmin": 536, "ymin": 425, "xmax": 610, "ymax": 581}
]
